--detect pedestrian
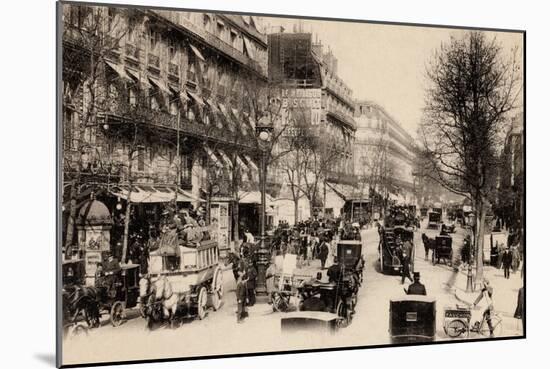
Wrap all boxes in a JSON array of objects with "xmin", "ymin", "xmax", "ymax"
[
  {"xmin": 305, "ymin": 240, "xmax": 313, "ymax": 266},
  {"xmin": 244, "ymin": 229, "xmax": 255, "ymax": 244},
  {"xmin": 502, "ymin": 248, "xmax": 513, "ymax": 279},
  {"xmin": 318, "ymin": 238, "xmax": 329, "ymax": 269},
  {"xmin": 404, "ymin": 272, "xmax": 427, "ymax": 295},
  {"xmin": 265, "ymin": 261, "xmax": 277, "ymax": 305},
  {"xmin": 514, "ymin": 286, "xmax": 524, "ymax": 334},
  {"xmin": 245, "ymin": 261, "xmax": 257, "ymax": 306},
  {"xmin": 235, "ymin": 270, "xmax": 247, "ymax": 323},
  {"xmin": 400, "ymin": 249, "xmax": 412, "ymax": 285},
  {"xmin": 421, "ymin": 233, "xmax": 430, "ymax": 260}
]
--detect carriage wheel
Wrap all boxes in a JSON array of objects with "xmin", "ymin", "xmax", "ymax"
[
  {"xmin": 445, "ymin": 319, "xmax": 467, "ymax": 338},
  {"xmin": 209, "ymin": 266, "xmax": 224, "ymax": 311},
  {"xmin": 272, "ymin": 292, "xmax": 290, "ymax": 312},
  {"xmin": 196, "ymin": 287, "xmax": 208, "ymax": 320},
  {"xmin": 479, "ymin": 315, "xmax": 502, "ymax": 337},
  {"xmin": 336, "ymin": 300, "xmax": 350, "ymax": 328},
  {"xmin": 110, "ymin": 301, "xmax": 124, "ymax": 327}
]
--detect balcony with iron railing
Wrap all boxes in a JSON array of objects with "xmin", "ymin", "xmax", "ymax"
[
  {"xmin": 98, "ymin": 103, "xmax": 257, "ymax": 150},
  {"xmin": 150, "ymin": 10, "xmax": 267, "ymax": 78},
  {"xmin": 324, "ymin": 75, "xmax": 354, "ymax": 108}
]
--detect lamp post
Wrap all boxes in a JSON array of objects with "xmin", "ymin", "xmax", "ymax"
[{"xmin": 255, "ymin": 115, "xmax": 273, "ymax": 296}]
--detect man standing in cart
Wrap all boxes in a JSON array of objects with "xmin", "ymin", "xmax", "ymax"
[{"xmin": 472, "ymin": 279, "xmax": 495, "ymax": 337}]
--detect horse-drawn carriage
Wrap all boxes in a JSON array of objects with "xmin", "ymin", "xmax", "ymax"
[
  {"xmin": 389, "ymin": 296, "xmax": 437, "ymax": 343},
  {"xmin": 62, "ymin": 259, "xmax": 141, "ymax": 331},
  {"xmin": 296, "ymin": 240, "xmax": 364, "ymax": 327},
  {"xmin": 379, "ymin": 226, "xmax": 415, "ymax": 274},
  {"xmin": 433, "ymin": 235, "xmax": 453, "ymax": 265},
  {"xmin": 427, "ymin": 212, "xmax": 442, "ymax": 229},
  {"xmin": 139, "ymin": 225, "xmax": 224, "ymax": 328}
]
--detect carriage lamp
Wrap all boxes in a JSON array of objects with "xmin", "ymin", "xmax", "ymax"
[
  {"xmin": 116, "ymin": 203, "xmax": 122, "ymax": 211},
  {"xmin": 255, "ymin": 115, "xmax": 273, "ymax": 296},
  {"xmin": 103, "ymin": 123, "xmax": 110, "ymax": 131}
]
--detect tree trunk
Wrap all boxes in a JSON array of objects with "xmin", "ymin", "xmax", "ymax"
[
  {"xmin": 293, "ymin": 195, "xmax": 299, "ymax": 225},
  {"xmin": 233, "ymin": 200, "xmax": 239, "ymax": 243},
  {"xmin": 122, "ymin": 150, "xmax": 133, "ymax": 264},
  {"xmin": 474, "ymin": 198, "xmax": 487, "ymax": 285}
]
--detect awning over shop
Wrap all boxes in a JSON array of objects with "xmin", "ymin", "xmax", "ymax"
[
  {"xmin": 243, "ymin": 37, "xmax": 255, "ymax": 59},
  {"xmin": 243, "ymin": 154, "xmax": 259, "ymax": 172},
  {"xmin": 187, "ymin": 90, "xmax": 205, "ymax": 107},
  {"xmin": 110, "ymin": 185, "xmax": 200, "ymax": 203},
  {"xmin": 105, "ymin": 60, "xmax": 130, "ymax": 81},
  {"xmin": 217, "ymin": 149, "xmax": 234, "ymax": 169},
  {"xmin": 238, "ymin": 191, "xmax": 274, "ymax": 205},
  {"xmin": 205, "ymin": 98, "xmax": 220, "ymax": 114},
  {"xmin": 203, "ymin": 146, "xmax": 223, "ymax": 167},
  {"xmin": 236, "ymin": 155, "xmax": 253, "ymax": 182},
  {"xmin": 148, "ymin": 76, "xmax": 170, "ymax": 94},
  {"xmin": 189, "ymin": 44, "xmax": 206, "ymax": 62},
  {"xmin": 217, "ymin": 103, "xmax": 236, "ymax": 132}
]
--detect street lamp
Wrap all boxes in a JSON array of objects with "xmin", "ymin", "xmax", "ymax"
[{"xmin": 255, "ymin": 114, "xmax": 273, "ymax": 296}]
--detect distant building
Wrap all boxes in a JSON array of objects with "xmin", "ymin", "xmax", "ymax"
[
  {"xmin": 354, "ymin": 100, "xmax": 417, "ymax": 208},
  {"xmin": 497, "ymin": 111, "xmax": 524, "ymax": 230},
  {"xmin": 267, "ymin": 32, "xmax": 357, "ymax": 222}
]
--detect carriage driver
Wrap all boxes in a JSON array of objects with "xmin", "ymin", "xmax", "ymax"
[{"xmin": 101, "ymin": 251, "xmax": 121, "ymax": 298}]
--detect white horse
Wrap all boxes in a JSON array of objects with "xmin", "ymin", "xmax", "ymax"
[{"xmin": 139, "ymin": 275, "xmax": 179, "ymax": 328}]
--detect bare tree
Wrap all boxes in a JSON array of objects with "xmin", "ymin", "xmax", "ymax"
[
  {"xmin": 420, "ymin": 31, "xmax": 521, "ymax": 283},
  {"xmin": 62, "ymin": 5, "xmax": 128, "ymax": 256}
]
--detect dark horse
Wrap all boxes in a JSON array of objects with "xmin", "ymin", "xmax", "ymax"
[
  {"xmin": 421, "ymin": 233, "xmax": 435, "ymax": 261},
  {"xmin": 62, "ymin": 285, "xmax": 101, "ymax": 330}
]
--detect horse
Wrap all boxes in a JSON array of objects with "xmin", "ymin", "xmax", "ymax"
[
  {"xmin": 139, "ymin": 275, "xmax": 179, "ymax": 329},
  {"xmin": 62, "ymin": 285, "xmax": 101, "ymax": 329},
  {"xmin": 421, "ymin": 233, "xmax": 436, "ymax": 261}
]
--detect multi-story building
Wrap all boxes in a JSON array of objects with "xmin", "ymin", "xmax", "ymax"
[
  {"xmin": 267, "ymin": 32, "xmax": 357, "ymax": 222},
  {"xmin": 497, "ymin": 111, "xmax": 524, "ymax": 231},
  {"xmin": 61, "ymin": 4, "xmax": 269, "ymax": 252},
  {"xmin": 353, "ymin": 100, "xmax": 417, "ymax": 213}
]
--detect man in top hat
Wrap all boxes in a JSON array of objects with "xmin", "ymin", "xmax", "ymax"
[
  {"xmin": 502, "ymin": 247, "xmax": 513, "ymax": 279},
  {"xmin": 405, "ymin": 272, "xmax": 427, "ymax": 295}
]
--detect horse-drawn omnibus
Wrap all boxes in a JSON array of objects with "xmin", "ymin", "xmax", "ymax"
[{"xmin": 139, "ymin": 225, "xmax": 224, "ymax": 328}]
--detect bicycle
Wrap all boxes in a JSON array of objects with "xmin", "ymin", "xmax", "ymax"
[{"xmin": 444, "ymin": 304, "xmax": 503, "ymax": 338}]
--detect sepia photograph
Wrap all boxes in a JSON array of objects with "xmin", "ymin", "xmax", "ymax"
[{"xmin": 57, "ymin": 1, "xmax": 525, "ymax": 367}]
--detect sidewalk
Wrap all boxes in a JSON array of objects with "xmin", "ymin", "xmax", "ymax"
[{"xmin": 451, "ymin": 265, "xmax": 523, "ymax": 336}]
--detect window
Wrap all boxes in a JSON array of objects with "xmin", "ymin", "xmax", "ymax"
[
  {"xmin": 230, "ymin": 29, "xmax": 238, "ymax": 47},
  {"xmin": 181, "ymin": 154, "xmax": 193, "ymax": 187},
  {"xmin": 149, "ymin": 91, "xmax": 160, "ymax": 111},
  {"xmin": 216, "ymin": 21, "xmax": 224, "ymax": 38},
  {"xmin": 168, "ymin": 38, "xmax": 177, "ymax": 60},
  {"xmin": 149, "ymin": 28, "xmax": 159, "ymax": 52},
  {"xmin": 128, "ymin": 87, "xmax": 137, "ymax": 106},
  {"xmin": 127, "ymin": 21, "xmax": 135, "ymax": 43},
  {"xmin": 203, "ymin": 14, "xmax": 210, "ymax": 28},
  {"xmin": 169, "ymin": 99, "xmax": 178, "ymax": 116}
]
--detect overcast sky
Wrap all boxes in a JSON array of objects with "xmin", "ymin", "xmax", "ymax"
[{"xmin": 261, "ymin": 16, "xmax": 523, "ymax": 139}]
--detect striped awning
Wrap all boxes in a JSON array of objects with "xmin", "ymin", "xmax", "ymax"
[
  {"xmin": 105, "ymin": 60, "xmax": 130, "ymax": 81},
  {"xmin": 189, "ymin": 44, "xmax": 206, "ymax": 62}
]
